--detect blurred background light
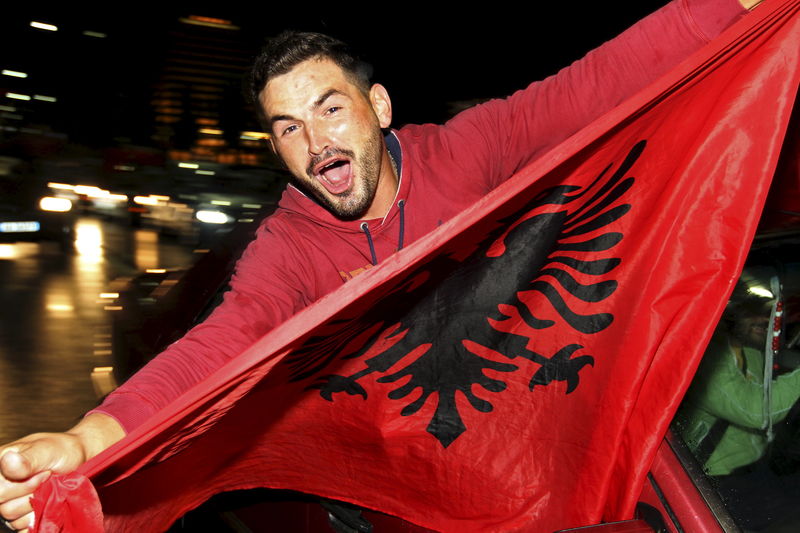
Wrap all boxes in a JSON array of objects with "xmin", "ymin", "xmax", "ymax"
[
  {"xmin": 38, "ymin": 196, "xmax": 72, "ymax": 212},
  {"xmin": 74, "ymin": 220, "xmax": 103, "ymax": 257},
  {"xmin": 196, "ymin": 210, "xmax": 230, "ymax": 224},
  {"xmin": 133, "ymin": 196, "xmax": 159, "ymax": 206},
  {"xmin": 74, "ymin": 185, "xmax": 108, "ymax": 198},
  {"xmin": 47, "ymin": 182, "xmax": 75, "ymax": 190},
  {"xmin": 2, "ymin": 70, "xmax": 27, "ymax": 78},
  {"xmin": 46, "ymin": 303, "xmax": 74, "ymax": 312},
  {"xmin": 30, "ymin": 21, "xmax": 58, "ymax": 31},
  {"xmin": 240, "ymin": 131, "xmax": 270, "ymax": 140},
  {"xmin": 748, "ymin": 286, "xmax": 774, "ymax": 298},
  {"xmin": 0, "ymin": 245, "xmax": 17, "ymax": 259},
  {"xmin": 179, "ymin": 16, "xmax": 238, "ymax": 30}
]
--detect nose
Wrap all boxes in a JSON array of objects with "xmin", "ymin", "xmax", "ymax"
[{"xmin": 305, "ymin": 125, "xmax": 329, "ymax": 156}]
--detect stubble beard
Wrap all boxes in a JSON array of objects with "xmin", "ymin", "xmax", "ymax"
[{"xmin": 300, "ymin": 128, "xmax": 384, "ymax": 220}]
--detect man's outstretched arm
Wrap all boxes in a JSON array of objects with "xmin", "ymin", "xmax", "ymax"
[
  {"xmin": 0, "ymin": 413, "xmax": 124, "ymax": 532},
  {"xmin": 427, "ymin": 0, "xmax": 758, "ymax": 196}
]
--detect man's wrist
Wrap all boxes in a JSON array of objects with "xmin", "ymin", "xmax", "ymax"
[{"xmin": 66, "ymin": 413, "xmax": 125, "ymax": 461}]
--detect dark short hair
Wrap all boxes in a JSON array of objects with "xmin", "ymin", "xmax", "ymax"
[{"xmin": 248, "ymin": 31, "xmax": 372, "ymax": 126}]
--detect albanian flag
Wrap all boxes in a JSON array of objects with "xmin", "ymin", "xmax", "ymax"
[{"xmin": 32, "ymin": 1, "xmax": 800, "ymax": 531}]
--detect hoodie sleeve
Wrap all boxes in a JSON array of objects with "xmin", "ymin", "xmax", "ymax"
[{"xmin": 406, "ymin": 0, "xmax": 746, "ymax": 197}]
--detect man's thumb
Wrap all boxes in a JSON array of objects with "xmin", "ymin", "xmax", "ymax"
[{"xmin": 0, "ymin": 442, "xmax": 59, "ymax": 481}]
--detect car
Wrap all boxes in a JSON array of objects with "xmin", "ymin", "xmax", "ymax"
[
  {"xmin": 128, "ymin": 164, "xmax": 290, "ymax": 247},
  {"xmin": 640, "ymin": 225, "xmax": 800, "ymax": 533},
  {"xmin": 0, "ymin": 156, "xmax": 76, "ymax": 251}
]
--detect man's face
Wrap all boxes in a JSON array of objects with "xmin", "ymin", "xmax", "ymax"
[
  {"xmin": 260, "ymin": 57, "xmax": 393, "ymax": 220},
  {"xmin": 733, "ymin": 313, "xmax": 769, "ymax": 349}
]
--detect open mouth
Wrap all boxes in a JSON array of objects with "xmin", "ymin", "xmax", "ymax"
[{"xmin": 313, "ymin": 156, "xmax": 353, "ymax": 195}]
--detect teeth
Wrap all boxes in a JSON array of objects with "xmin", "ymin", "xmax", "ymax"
[{"xmin": 319, "ymin": 159, "xmax": 345, "ymax": 174}]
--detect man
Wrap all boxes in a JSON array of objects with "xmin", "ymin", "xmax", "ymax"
[{"xmin": 0, "ymin": 1, "xmax": 761, "ymax": 530}]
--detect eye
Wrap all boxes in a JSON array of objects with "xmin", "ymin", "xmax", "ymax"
[
  {"xmin": 281, "ymin": 124, "xmax": 298, "ymax": 136},
  {"xmin": 325, "ymin": 106, "xmax": 341, "ymax": 115}
]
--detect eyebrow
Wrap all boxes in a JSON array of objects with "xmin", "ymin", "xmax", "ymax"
[
  {"xmin": 268, "ymin": 88, "xmax": 348, "ymax": 128},
  {"xmin": 313, "ymin": 88, "xmax": 346, "ymax": 109},
  {"xmin": 268, "ymin": 114, "xmax": 294, "ymax": 127}
]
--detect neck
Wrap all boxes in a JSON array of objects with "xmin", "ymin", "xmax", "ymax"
[{"xmin": 360, "ymin": 149, "xmax": 399, "ymax": 220}]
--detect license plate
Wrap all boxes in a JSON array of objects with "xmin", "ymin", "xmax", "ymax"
[{"xmin": 0, "ymin": 221, "xmax": 40, "ymax": 233}]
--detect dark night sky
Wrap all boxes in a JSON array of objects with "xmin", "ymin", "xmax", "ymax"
[{"xmin": 1, "ymin": 3, "xmax": 670, "ymax": 145}]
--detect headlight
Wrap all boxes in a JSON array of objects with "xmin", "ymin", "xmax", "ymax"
[
  {"xmin": 195, "ymin": 209, "xmax": 231, "ymax": 224},
  {"xmin": 39, "ymin": 196, "xmax": 73, "ymax": 212}
]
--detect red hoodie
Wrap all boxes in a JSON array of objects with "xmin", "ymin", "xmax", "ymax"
[{"xmin": 94, "ymin": 0, "xmax": 746, "ymax": 432}]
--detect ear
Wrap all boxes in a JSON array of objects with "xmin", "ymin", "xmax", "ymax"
[{"xmin": 369, "ymin": 83, "xmax": 392, "ymax": 129}]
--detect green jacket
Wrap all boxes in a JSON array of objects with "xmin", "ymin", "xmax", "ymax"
[{"xmin": 679, "ymin": 334, "xmax": 800, "ymax": 476}]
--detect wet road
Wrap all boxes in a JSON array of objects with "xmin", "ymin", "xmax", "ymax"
[{"xmin": 0, "ymin": 217, "xmax": 197, "ymax": 443}]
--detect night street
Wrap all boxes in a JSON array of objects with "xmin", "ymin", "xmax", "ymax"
[{"xmin": 0, "ymin": 218, "xmax": 196, "ymax": 443}]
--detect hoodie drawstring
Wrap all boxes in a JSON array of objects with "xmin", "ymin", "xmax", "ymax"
[
  {"xmin": 360, "ymin": 222, "xmax": 378, "ymax": 266},
  {"xmin": 397, "ymin": 199, "xmax": 406, "ymax": 251},
  {"xmin": 360, "ymin": 199, "xmax": 406, "ymax": 266}
]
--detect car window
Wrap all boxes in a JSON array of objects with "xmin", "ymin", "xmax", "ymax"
[{"xmin": 672, "ymin": 234, "xmax": 800, "ymax": 532}]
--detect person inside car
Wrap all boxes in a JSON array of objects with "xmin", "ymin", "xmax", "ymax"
[
  {"xmin": 680, "ymin": 289, "xmax": 800, "ymax": 476},
  {"xmin": 678, "ymin": 277, "xmax": 800, "ymax": 530}
]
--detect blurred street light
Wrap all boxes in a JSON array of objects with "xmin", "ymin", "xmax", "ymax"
[
  {"xmin": 2, "ymin": 70, "xmax": 27, "ymax": 78},
  {"xmin": 30, "ymin": 21, "xmax": 58, "ymax": 31}
]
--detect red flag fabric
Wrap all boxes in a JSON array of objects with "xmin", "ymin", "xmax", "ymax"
[
  {"xmin": 30, "ymin": 472, "xmax": 102, "ymax": 533},
  {"xmin": 33, "ymin": 1, "xmax": 800, "ymax": 531}
]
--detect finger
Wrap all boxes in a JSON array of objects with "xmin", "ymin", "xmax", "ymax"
[
  {"xmin": 0, "ymin": 449, "xmax": 32, "ymax": 482},
  {"xmin": 8, "ymin": 510, "xmax": 33, "ymax": 532},
  {"xmin": 0, "ymin": 471, "xmax": 50, "ymax": 504},
  {"xmin": 0, "ymin": 494, "xmax": 33, "ymax": 522},
  {"xmin": 1, "ymin": 439, "xmax": 70, "ymax": 481}
]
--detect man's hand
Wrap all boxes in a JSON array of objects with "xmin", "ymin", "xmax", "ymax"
[{"xmin": 0, "ymin": 414, "xmax": 124, "ymax": 532}]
